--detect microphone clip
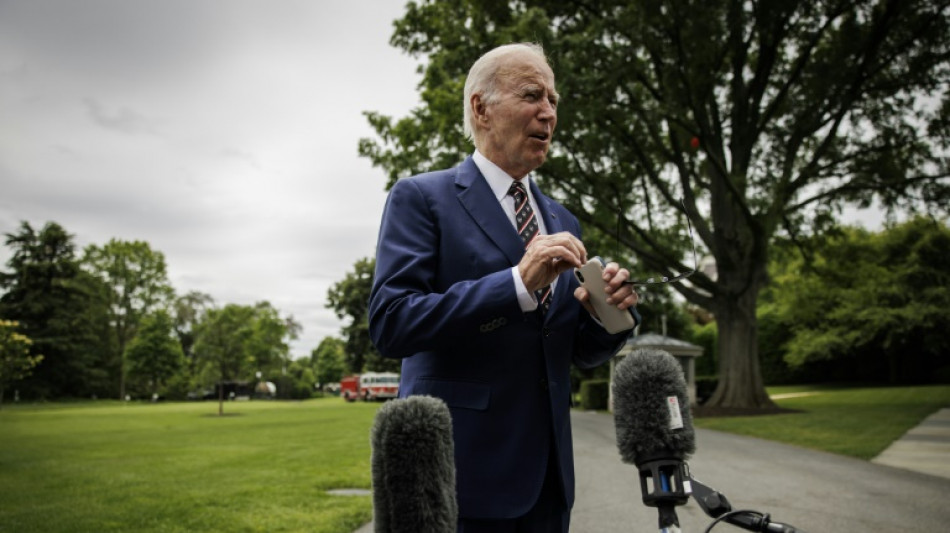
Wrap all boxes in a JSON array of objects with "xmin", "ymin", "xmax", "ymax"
[{"xmin": 636, "ymin": 454, "xmax": 693, "ymax": 509}]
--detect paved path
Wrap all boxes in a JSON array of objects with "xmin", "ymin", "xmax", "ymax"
[
  {"xmin": 872, "ymin": 408, "xmax": 950, "ymax": 479},
  {"xmin": 357, "ymin": 407, "xmax": 950, "ymax": 532}
]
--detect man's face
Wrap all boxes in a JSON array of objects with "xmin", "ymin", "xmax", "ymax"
[{"xmin": 477, "ymin": 52, "xmax": 559, "ymax": 179}]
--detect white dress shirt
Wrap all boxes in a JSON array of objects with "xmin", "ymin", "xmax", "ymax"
[{"xmin": 473, "ymin": 150, "xmax": 554, "ymax": 312}]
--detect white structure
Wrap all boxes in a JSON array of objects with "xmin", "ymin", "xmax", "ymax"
[{"xmin": 610, "ymin": 333, "xmax": 705, "ymax": 408}]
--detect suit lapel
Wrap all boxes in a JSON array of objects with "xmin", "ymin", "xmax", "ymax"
[
  {"xmin": 455, "ymin": 158, "xmax": 525, "ymax": 267},
  {"xmin": 529, "ymin": 180, "xmax": 575, "ymax": 321}
]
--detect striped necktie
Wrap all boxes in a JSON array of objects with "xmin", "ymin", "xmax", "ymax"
[{"xmin": 509, "ymin": 181, "xmax": 552, "ymax": 313}]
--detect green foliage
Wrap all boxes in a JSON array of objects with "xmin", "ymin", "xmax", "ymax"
[
  {"xmin": 689, "ymin": 321, "xmax": 718, "ymax": 377},
  {"xmin": 579, "ymin": 378, "xmax": 609, "ymax": 410},
  {"xmin": 763, "ymin": 218, "xmax": 950, "ymax": 383},
  {"xmin": 274, "ymin": 358, "xmax": 319, "ymax": 400},
  {"xmin": 0, "ymin": 221, "xmax": 113, "ymax": 399},
  {"xmin": 636, "ymin": 287, "xmax": 692, "ymax": 338},
  {"xmin": 193, "ymin": 304, "xmax": 255, "ymax": 383},
  {"xmin": 0, "ymin": 399, "xmax": 379, "ymax": 532},
  {"xmin": 192, "ymin": 302, "xmax": 300, "ymax": 412},
  {"xmin": 82, "ymin": 239, "xmax": 175, "ymax": 399},
  {"xmin": 326, "ymin": 257, "xmax": 398, "ymax": 374},
  {"xmin": 313, "ymin": 336, "xmax": 347, "ymax": 387},
  {"xmin": 0, "ymin": 320, "xmax": 43, "ymax": 405},
  {"xmin": 125, "ymin": 310, "xmax": 184, "ymax": 397},
  {"xmin": 362, "ymin": 0, "xmax": 950, "ymax": 408}
]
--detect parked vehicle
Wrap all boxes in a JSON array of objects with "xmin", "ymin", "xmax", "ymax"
[{"xmin": 339, "ymin": 372, "xmax": 400, "ymax": 401}]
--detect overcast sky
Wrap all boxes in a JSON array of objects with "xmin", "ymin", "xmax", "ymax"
[{"xmin": 0, "ymin": 0, "xmax": 423, "ymax": 359}]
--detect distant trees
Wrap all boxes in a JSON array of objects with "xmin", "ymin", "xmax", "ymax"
[
  {"xmin": 760, "ymin": 217, "xmax": 950, "ymax": 383},
  {"xmin": 0, "ymin": 222, "xmax": 112, "ymax": 399},
  {"xmin": 125, "ymin": 310, "xmax": 184, "ymax": 399},
  {"xmin": 192, "ymin": 302, "xmax": 298, "ymax": 414},
  {"xmin": 326, "ymin": 257, "xmax": 399, "ymax": 373},
  {"xmin": 0, "ymin": 220, "xmax": 306, "ymax": 403},
  {"xmin": 83, "ymin": 239, "xmax": 175, "ymax": 399},
  {"xmin": 0, "ymin": 320, "xmax": 43, "ymax": 406},
  {"xmin": 312, "ymin": 336, "xmax": 346, "ymax": 387}
]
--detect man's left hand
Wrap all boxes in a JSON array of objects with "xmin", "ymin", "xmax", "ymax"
[{"xmin": 573, "ymin": 262, "xmax": 638, "ymax": 319}]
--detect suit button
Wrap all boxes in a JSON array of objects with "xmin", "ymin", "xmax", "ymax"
[
  {"xmin": 540, "ymin": 378, "xmax": 549, "ymax": 391},
  {"xmin": 543, "ymin": 327, "xmax": 551, "ymax": 337}
]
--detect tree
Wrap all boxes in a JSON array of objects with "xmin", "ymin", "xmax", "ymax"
[
  {"xmin": 168, "ymin": 291, "xmax": 215, "ymax": 398},
  {"xmin": 0, "ymin": 221, "xmax": 112, "ymax": 399},
  {"xmin": 83, "ymin": 239, "xmax": 175, "ymax": 400},
  {"xmin": 326, "ymin": 257, "xmax": 399, "ymax": 373},
  {"xmin": 193, "ymin": 304, "xmax": 255, "ymax": 415},
  {"xmin": 312, "ymin": 336, "xmax": 347, "ymax": 387},
  {"xmin": 192, "ymin": 302, "xmax": 299, "ymax": 414},
  {"xmin": 360, "ymin": 0, "xmax": 950, "ymax": 408},
  {"xmin": 247, "ymin": 301, "xmax": 300, "ymax": 379},
  {"xmin": 763, "ymin": 217, "xmax": 950, "ymax": 383},
  {"xmin": 0, "ymin": 320, "xmax": 43, "ymax": 406},
  {"xmin": 125, "ymin": 310, "xmax": 185, "ymax": 398}
]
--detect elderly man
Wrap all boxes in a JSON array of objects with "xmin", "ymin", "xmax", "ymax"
[{"xmin": 369, "ymin": 42, "xmax": 639, "ymax": 532}]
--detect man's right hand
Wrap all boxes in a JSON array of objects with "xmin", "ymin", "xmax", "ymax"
[{"xmin": 518, "ymin": 232, "xmax": 587, "ymax": 292}]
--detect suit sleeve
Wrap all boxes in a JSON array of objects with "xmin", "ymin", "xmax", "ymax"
[{"xmin": 368, "ymin": 178, "xmax": 524, "ymax": 359}]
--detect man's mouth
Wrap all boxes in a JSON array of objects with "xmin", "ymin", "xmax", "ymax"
[{"xmin": 529, "ymin": 132, "xmax": 550, "ymax": 142}]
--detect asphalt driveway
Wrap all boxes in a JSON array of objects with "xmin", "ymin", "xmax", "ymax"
[{"xmin": 571, "ymin": 409, "xmax": 950, "ymax": 532}]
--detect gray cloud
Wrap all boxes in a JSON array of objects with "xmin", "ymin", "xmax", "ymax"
[{"xmin": 0, "ymin": 0, "xmax": 422, "ymax": 358}]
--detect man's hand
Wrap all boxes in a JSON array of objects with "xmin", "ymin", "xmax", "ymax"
[
  {"xmin": 573, "ymin": 262, "xmax": 639, "ymax": 319},
  {"xmin": 518, "ymin": 232, "xmax": 587, "ymax": 292}
]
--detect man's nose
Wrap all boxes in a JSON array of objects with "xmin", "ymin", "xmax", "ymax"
[{"xmin": 538, "ymin": 99, "xmax": 556, "ymax": 120}]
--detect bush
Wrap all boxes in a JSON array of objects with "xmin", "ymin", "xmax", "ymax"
[
  {"xmin": 579, "ymin": 379, "xmax": 609, "ymax": 410},
  {"xmin": 695, "ymin": 376, "xmax": 718, "ymax": 405}
]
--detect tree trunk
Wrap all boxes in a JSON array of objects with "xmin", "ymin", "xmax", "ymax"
[
  {"xmin": 218, "ymin": 383, "xmax": 224, "ymax": 416},
  {"xmin": 706, "ymin": 284, "xmax": 776, "ymax": 409}
]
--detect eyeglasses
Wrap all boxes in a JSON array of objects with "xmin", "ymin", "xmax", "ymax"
[{"xmin": 622, "ymin": 200, "xmax": 698, "ymax": 286}]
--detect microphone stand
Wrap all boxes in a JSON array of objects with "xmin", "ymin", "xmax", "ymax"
[{"xmin": 635, "ymin": 457, "xmax": 806, "ymax": 533}]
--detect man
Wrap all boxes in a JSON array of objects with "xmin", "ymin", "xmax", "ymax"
[{"xmin": 368, "ymin": 42, "xmax": 638, "ymax": 532}]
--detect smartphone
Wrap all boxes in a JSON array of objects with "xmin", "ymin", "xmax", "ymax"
[{"xmin": 574, "ymin": 258, "xmax": 636, "ymax": 334}]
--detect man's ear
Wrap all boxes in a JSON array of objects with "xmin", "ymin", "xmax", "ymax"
[{"xmin": 471, "ymin": 93, "xmax": 490, "ymax": 128}]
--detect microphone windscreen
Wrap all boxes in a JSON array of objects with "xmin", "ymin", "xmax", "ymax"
[
  {"xmin": 613, "ymin": 348, "xmax": 696, "ymax": 466},
  {"xmin": 371, "ymin": 395, "xmax": 457, "ymax": 533}
]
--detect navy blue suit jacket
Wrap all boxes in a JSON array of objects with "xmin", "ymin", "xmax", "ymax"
[{"xmin": 369, "ymin": 157, "xmax": 635, "ymax": 520}]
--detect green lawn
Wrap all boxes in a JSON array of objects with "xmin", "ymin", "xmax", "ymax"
[
  {"xmin": 0, "ymin": 398, "xmax": 381, "ymax": 533},
  {"xmin": 693, "ymin": 384, "xmax": 950, "ymax": 459},
  {"xmin": 2, "ymin": 385, "xmax": 948, "ymax": 532}
]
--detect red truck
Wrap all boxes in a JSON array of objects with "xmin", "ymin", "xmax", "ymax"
[{"xmin": 339, "ymin": 372, "xmax": 400, "ymax": 402}]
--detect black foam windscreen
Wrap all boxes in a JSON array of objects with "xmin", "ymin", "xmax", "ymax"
[
  {"xmin": 613, "ymin": 348, "xmax": 696, "ymax": 466},
  {"xmin": 370, "ymin": 395, "xmax": 457, "ymax": 533}
]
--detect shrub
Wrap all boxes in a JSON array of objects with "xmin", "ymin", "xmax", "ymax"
[{"xmin": 579, "ymin": 379, "xmax": 609, "ymax": 410}]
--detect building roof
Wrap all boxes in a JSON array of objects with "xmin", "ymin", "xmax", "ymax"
[{"xmin": 618, "ymin": 332, "xmax": 704, "ymax": 357}]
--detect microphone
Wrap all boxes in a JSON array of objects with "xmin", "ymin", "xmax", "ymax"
[
  {"xmin": 613, "ymin": 348, "xmax": 696, "ymax": 532},
  {"xmin": 370, "ymin": 395, "xmax": 458, "ymax": 533}
]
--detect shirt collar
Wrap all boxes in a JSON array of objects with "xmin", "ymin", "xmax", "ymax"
[{"xmin": 473, "ymin": 150, "xmax": 533, "ymax": 203}]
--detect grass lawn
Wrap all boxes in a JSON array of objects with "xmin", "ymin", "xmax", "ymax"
[
  {"xmin": 3, "ymin": 385, "xmax": 948, "ymax": 532},
  {"xmin": 0, "ymin": 398, "xmax": 381, "ymax": 533},
  {"xmin": 693, "ymin": 384, "xmax": 950, "ymax": 459}
]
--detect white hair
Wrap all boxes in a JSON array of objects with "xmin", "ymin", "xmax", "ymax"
[{"xmin": 462, "ymin": 42, "xmax": 549, "ymax": 143}]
